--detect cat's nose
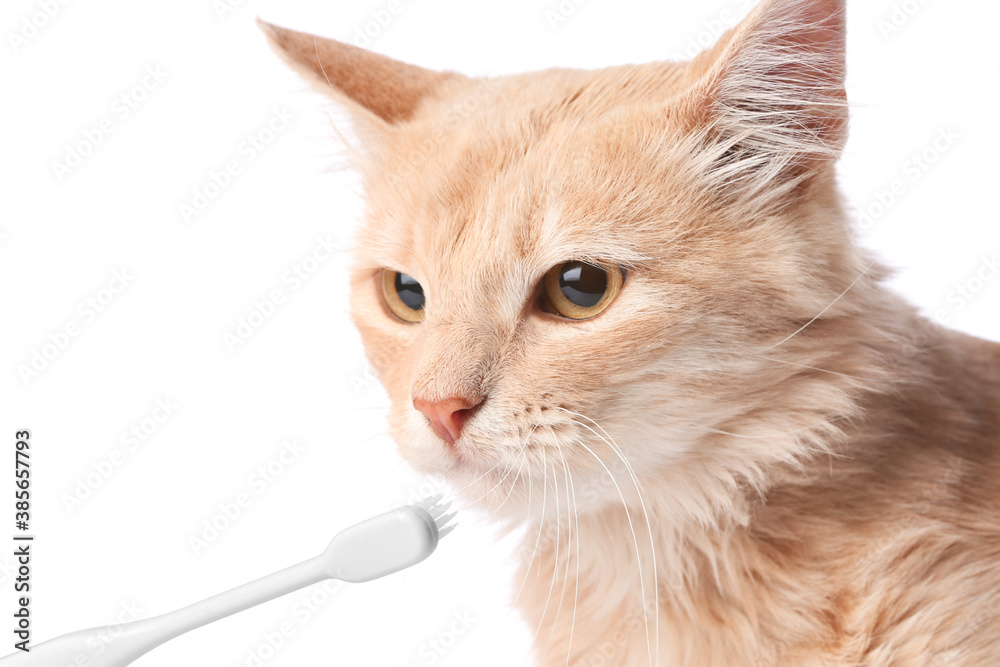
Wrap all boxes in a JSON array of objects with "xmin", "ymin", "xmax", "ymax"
[{"xmin": 413, "ymin": 395, "xmax": 481, "ymax": 445}]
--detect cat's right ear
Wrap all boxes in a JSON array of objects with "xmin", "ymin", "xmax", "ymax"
[
  {"xmin": 258, "ymin": 20, "xmax": 462, "ymax": 146},
  {"xmin": 674, "ymin": 0, "xmax": 847, "ymax": 199}
]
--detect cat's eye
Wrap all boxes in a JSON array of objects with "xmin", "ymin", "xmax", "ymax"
[
  {"xmin": 541, "ymin": 260, "xmax": 624, "ymax": 320},
  {"xmin": 380, "ymin": 269, "xmax": 426, "ymax": 323}
]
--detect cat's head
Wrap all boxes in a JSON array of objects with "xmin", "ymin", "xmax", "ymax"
[{"xmin": 264, "ymin": 0, "xmax": 877, "ymax": 525}]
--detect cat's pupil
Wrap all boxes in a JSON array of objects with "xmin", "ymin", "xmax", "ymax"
[
  {"xmin": 559, "ymin": 261, "xmax": 607, "ymax": 308},
  {"xmin": 395, "ymin": 272, "xmax": 425, "ymax": 311}
]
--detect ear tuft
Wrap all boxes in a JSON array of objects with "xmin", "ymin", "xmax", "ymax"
[{"xmin": 683, "ymin": 0, "xmax": 848, "ymax": 193}]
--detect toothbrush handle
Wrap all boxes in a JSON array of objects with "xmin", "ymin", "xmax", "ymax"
[
  {"xmin": 0, "ymin": 555, "xmax": 328, "ymax": 667},
  {"xmin": 144, "ymin": 554, "xmax": 328, "ymax": 638}
]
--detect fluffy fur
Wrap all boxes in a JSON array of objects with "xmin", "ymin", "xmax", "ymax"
[{"xmin": 261, "ymin": 0, "xmax": 1000, "ymax": 664}]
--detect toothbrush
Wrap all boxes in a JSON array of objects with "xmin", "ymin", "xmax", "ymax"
[{"xmin": 0, "ymin": 496, "xmax": 455, "ymax": 667}]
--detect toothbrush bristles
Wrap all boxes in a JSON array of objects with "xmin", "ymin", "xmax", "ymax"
[
  {"xmin": 416, "ymin": 494, "xmax": 443, "ymax": 511},
  {"xmin": 414, "ymin": 494, "xmax": 457, "ymax": 540}
]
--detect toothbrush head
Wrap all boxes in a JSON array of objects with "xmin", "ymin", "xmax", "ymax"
[
  {"xmin": 322, "ymin": 496, "xmax": 456, "ymax": 583},
  {"xmin": 415, "ymin": 493, "xmax": 457, "ymax": 540}
]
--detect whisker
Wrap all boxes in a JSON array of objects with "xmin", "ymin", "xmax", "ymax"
[
  {"xmin": 541, "ymin": 429, "xmax": 574, "ymax": 659},
  {"xmin": 484, "ymin": 448, "xmax": 528, "ymax": 521},
  {"xmin": 454, "ymin": 457, "xmax": 520, "ymax": 514},
  {"xmin": 560, "ymin": 408, "xmax": 659, "ymax": 666},
  {"xmin": 569, "ymin": 433, "xmax": 656, "ymax": 667},
  {"xmin": 567, "ymin": 446, "xmax": 581, "ymax": 667},
  {"xmin": 480, "ymin": 425, "xmax": 540, "ymax": 522},
  {"xmin": 522, "ymin": 445, "xmax": 562, "ymax": 666},
  {"xmin": 482, "ymin": 437, "xmax": 538, "ymax": 660},
  {"xmin": 451, "ymin": 424, "xmax": 539, "ymax": 516},
  {"xmin": 762, "ymin": 258, "xmax": 876, "ymax": 351},
  {"xmin": 442, "ymin": 453, "xmax": 511, "ymax": 509},
  {"xmin": 549, "ymin": 431, "xmax": 580, "ymax": 667},
  {"xmin": 507, "ymin": 446, "xmax": 547, "ymax": 616},
  {"xmin": 458, "ymin": 447, "xmax": 528, "ymax": 524}
]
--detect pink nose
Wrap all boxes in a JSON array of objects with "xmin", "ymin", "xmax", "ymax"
[{"xmin": 413, "ymin": 395, "xmax": 481, "ymax": 445}]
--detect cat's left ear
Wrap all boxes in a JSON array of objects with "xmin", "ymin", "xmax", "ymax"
[
  {"xmin": 259, "ymin": 20, "xmax": 463, "ymax": 146},
  {"xmin": 678, "ymin": 0, "xmax": 847, "ymax": 186}
]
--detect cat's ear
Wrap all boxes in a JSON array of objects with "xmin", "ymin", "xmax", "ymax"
[
  {"xmin": 678, "ymin": 0, "xmax": 847, "ymax": 191},
  {"xmin": 258, "ymin": 20, "xmax": 461, "ymax": 144}
]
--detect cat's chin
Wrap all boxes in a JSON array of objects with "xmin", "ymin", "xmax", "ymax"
[
  {"xmin": 426, "ymin": 461, "xmax": 607, "ymax": 526},
  {"xmin": 403, "ymin": 451, "xmax": 534, "ymax": 522}
]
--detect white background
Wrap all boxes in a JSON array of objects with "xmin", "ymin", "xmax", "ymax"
[{"xmin": 1, "ymin": 0, "xmax": 998, "ymax": 665}]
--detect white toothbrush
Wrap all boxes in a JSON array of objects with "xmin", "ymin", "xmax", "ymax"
[{"xmin": 0, "ymin": 496, "xmax": 455, "ymax": 667}]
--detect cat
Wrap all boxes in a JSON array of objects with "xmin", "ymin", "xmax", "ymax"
[{"xmin": 260, "ymin": 0, "xmax": 1000, "ymax": 664}]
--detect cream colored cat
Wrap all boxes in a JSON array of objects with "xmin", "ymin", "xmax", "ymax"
[{"xmin": 261, "ymin": 0, "xmax": 1000, "ymax": 664}]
